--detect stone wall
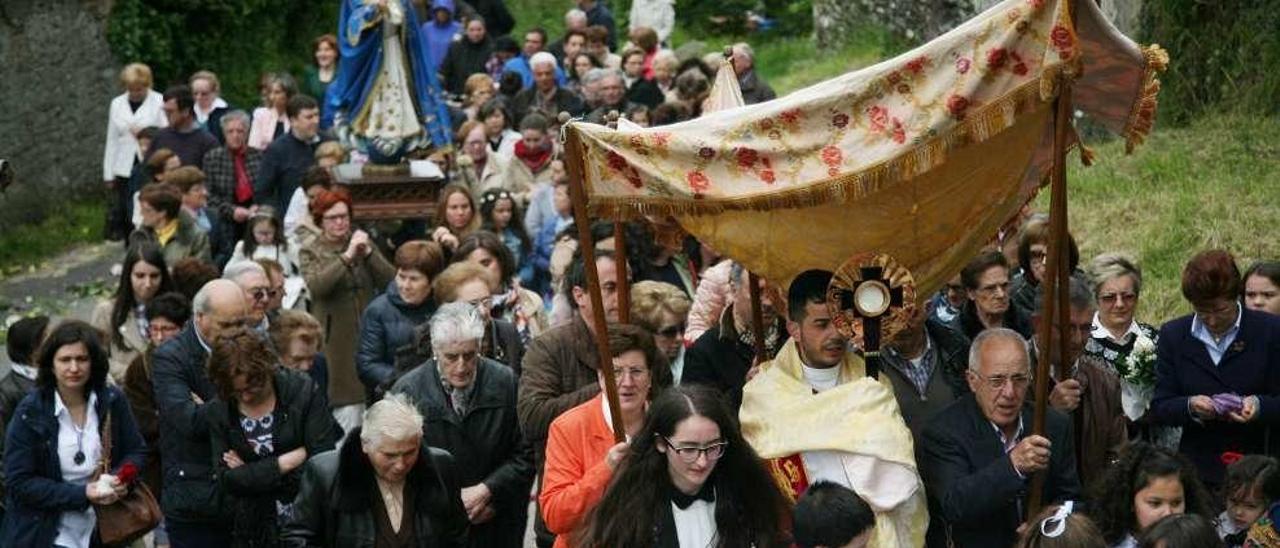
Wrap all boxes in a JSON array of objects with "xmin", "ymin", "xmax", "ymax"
[
  {"xmin": 0, "ymin": 0, "xmax": 116, "ymax": 229},
  {"xmin": 816, "ymin": 0, "xmax": 1143, "ymax": 52}
]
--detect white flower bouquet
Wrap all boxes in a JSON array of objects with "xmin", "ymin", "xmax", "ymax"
[{"xmin": 1119, "ymin": 333, "xmax": 1158, "ymax": 421}]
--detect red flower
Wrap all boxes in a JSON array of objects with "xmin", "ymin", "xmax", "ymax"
[
  {"xmin": 606, "ymin": 150, "xmax": 629, "ymax": 172},
  {"xmin": 758, "ymin": 118, "xmax": 775, "ymax": 131},
  {"xmin": 1221, "ymin": 451, "xmax": 1244, "ymax": 466},
  {"xmin": 987, "ymin": 48, "xmax": 1008, "ymax": 70},
  {"xmin": 735, "ymin": 147, "xmax": 759, "ymax": 168},
  {"xmin": 629, "ymin": 135, "xmax": 648, "ymax": 155},
  {"xmin": 117, "ymin": 462, "xmax": 139, "ymax": 485},
  {"xmin": 821, "ymin": 145, "xmax": 843, "ymax": 167},
  {"xmin": 760, "ymin": 169, "xmax": 776, "ymax": 184},
  {"xmin": 891, "ymin": 119, "xmax": 906, "ymax": 144},
  {"xmin": 1013, "ymin": 62, "xmax": 1029, "ymax": 76},
  {"xmin": 1051, "ymin": 25, "xmax": 1074, "ymax": 51},
  {"xmin": 626, "ymin": 172, "xmax": 644, "ymax": 189},
  {"xmin": 946, "ymin": 94, "xmax": 970, "ymax": 120},
  {"xmin": 780, "ymin": 108, "xmax": 803, "ymax": 125},
  {"xmin": 955, "ymin": 57, "xmax": 972, "ymax": 74},
  {"xmin": 1027, "ymin": 0, "xmax": 1045, "ymax": 8},
  {"xmin": 867, "ymin": 105, "xmax": 889, "ymax": 131},
  {"xmin": 831, "ymin": 113, "xmax": 850, "ymax": 129},
  {"xmin": 886, "ymin": 71, "xmax": 902, "ymax": 86},
  {"xmin": 651, "ymin": 132, "xmax": 671, "ymax": 147},
  {"xmin": 761, "ymin": 156, "xmax": 773, "ymax": 169},
  {"xmin": 686, "ymin": 171, "xmax": 710, "ymax": 193},
  {"xmin": 698, "ymin": 146, "xmax": 716, "ymax": 159},
  {"xmin": 905, "ymin": 56, "xmax": 929, "ymax": 75}
]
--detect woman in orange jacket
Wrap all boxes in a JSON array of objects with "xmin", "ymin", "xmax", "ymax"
[{"xmin": 539, "ymin": 324, "xmax": 673, "ymax": 548}]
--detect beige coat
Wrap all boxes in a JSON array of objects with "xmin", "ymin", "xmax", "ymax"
[
  {"xmin": 299, "ymin": 236, "xmax": 395, "ymax": 406},
  {"xmin": 90, "ymin": 300, "xmax": 149, "ymax": 385}
]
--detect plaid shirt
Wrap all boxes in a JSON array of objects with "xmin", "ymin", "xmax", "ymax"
[
  {"xmin": 202, "ymin": 146, "xmax": 262, "ymax": 221},
  {"xmin": 882, "ymin": 339, "xmax": 938, "ymax": 397}
]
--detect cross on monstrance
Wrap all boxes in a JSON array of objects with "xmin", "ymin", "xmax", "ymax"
[{"xmin": 828, "ymin": 253, "xmax": 918, "ymax": 379}]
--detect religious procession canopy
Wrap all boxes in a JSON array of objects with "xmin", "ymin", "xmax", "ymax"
[{"xmin": 566, "ymin": 0, "xmax": 1167, "ymax": 294}]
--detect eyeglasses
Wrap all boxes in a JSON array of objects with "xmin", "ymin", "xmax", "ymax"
[
  {"xmin": 250, "ymin": 288, "xmax": 280, "ymax": 302},
  {"xmin": 971, "ymin": 372, "xmax": 1031, "ymax": 390},
  {"xmin": 657, "ymin": 324, "xmax": 686, "ymax": 338},
  {"xmin": 660, "ymin": 436, "xmax": 728, "ymax": 463},
  {"xmin": 1099, "ymin": 292, "xmax": 1138, "ymax": 305}
]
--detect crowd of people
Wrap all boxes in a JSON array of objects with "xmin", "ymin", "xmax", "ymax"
[{"xmin": 2, "ymin": 0, "xmax": 1279, "ymax": 547}]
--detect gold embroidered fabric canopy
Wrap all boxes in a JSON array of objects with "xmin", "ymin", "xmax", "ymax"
[{"xmin": 567, "ymin": 0, "xmax": 1166, "ymax": 294}]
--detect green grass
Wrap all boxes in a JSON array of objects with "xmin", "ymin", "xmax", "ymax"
[
  {"xmin": 0, "ymin": 201, "xmax": 104, "ymax": 277},
  {"xmin": 1045, "ymin": 114, "xmax": 1280, "ymax": 324}
]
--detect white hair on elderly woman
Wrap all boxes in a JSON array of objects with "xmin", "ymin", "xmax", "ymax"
[
  {"xmin": 360, "ymin": 393, "xmax": 424, "ymax": 448},
  {"xmin": 429, "ymin": 302, "xmax": 486, "ymax": 352}
]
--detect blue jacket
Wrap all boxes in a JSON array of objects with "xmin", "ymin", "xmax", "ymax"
[
  {"xmin": 420, "ymin": 0, "xmax": 461, "ymax": 72},
  {"xmin": 2, "ymin": 385, "xmax": 147, "ymax": 547},
  {"xmin": 501, "ymin": 54, "xmax": 567, "ymax": 90},
  {"xmin": 356, "ymin": 281, "xmax": 435, "ymax": 391},
  {"xmin": 1151, "ymin": 307, "xmax": 1280, "ymax": 485}
]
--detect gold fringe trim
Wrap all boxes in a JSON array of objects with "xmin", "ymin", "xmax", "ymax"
[
  {"xmin": 585, "ymin": 65, "xmax": 1075, "ymax": 219},
  {"xmin": 1123, "ymin": 44, "xmax": 1169, "ymax": 154}
]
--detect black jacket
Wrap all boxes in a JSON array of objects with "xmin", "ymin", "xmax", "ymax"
[
  {"xmin": 152, "ymin": 322, "xmax": 224, "ymax": 525},
  {"xmin": 1, "ymin": 385, "xmax": 148, "ymax": 547},
  {"xmin": 933, "ymin": 300, "xmax": 1033, "ymax": 366},
  {"xmin": 682, "ymin": 305, "xmax": 788, "ymax": 412},
  {"xmin": 282, "ymin": 428, "xmax": 468, "ymax": 548},
  {"xmin": 208, "ymin": 368, "xmax": 343, "ymax": 547},
  {"xmin": 626, "ymin": 78, "xmax": 666, "ymax": 109},
  {"xmin": 256, "ymin": 132, "xmax": 328, "ymax": 215},
  {"xmin": 357, "ymin": 282, "xmax": 435, "ymax": 392},
  {"xmin": 391, "ymin": 357, "xmax": 535, "ymax": 547},
  {"xmin": 0, "ymin": 367, "xmax": 35, "ymax": 508},
  {"xmin": 441, "ymin": 37, "xmax": 495, "ymax": 95},
  {"xmin": 511, "ymin": 86, "xmax": 586, "ymax": 126},
  {"xmin": 919, "ymin": 394, "xmax": 1082, "ymax": 548}
]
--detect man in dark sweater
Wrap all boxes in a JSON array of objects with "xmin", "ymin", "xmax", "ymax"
[
  {"xmin": 149, "ymin": 84, "xmax": 220, "ymax": 169},
  {"xmin": 255, "ymin": 95, "xmax": 328, "ymax": 216}
]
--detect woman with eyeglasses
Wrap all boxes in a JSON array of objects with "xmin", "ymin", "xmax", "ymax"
[
  {"xmin": 573, "ymin": 384, "xmax": 788, "ymax": 547},
  {"xmin": 1008, "ymin": 215, "xmax": 1083, "ymax": 322},
  {"xmin": 90, "ymin": 242, "xmax": 175, "ymax": 384},
  {"xmin": 455, "ymin": 231, "xmax": 549, "ymax": 346},
  {"xmin": 206, "ymin": 327, "xmax": 341, "ymax": 547},
  {"xmin": 1, "ymin": 321, "xmax": 147, "ymax": 547},
  {"xmin": 540, "ymin": 324, "xmax": 674, "ymax": 548},
  {"xmin": 1084, "ymin": 253, "xmax": 1159, "ymax": 376},
  {"xmin": 1150, "ymin": 250, "xmax": 1280, "ymax": 490},
  {"xmin": 300, "ymin": 187, "xmax": 395, "ymax": 431},
  {"xmin": 629, "ymin": 281, "xmax": 692, "ymax": 385}
]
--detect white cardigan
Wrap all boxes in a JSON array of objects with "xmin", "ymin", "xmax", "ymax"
[{"xmin": 102, "ymin": 90, "xmax": 168, "ymax": 181}]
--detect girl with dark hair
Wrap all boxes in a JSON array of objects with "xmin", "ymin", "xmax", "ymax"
[
  {"xmin": 1243, "ymin": 261, "xmax": 1280, "ymax": 316},
  {"xmin": 90, "ymin": 242, "xmax": 174, "ymax": 384},
  {"xmin": 1216, "ymin": 455, "xmax": 1276, "ymax": 541},
  {"xmin": 1087, "ymin": 442, "xmax": 1213, "ymax": 548},
  {"xmin": 455, "ymin": 230, "xmax": 549, "ymax": 343},
  {"xmin": 575, "ymin": 385, "xmax": 789, "ymax": 548},
  {"xmin": 1138, "ymin": 514, "xmax": 1224, "ymax": 548},
  {"xmin": 479, "ymin": 189, "xmax": 533, "ymax": 281},
  {"xmin": 0, "ymin": 321, "xmax": 147, "ymax": 547},
  {"xmin": 478, "ymin": 98, "xmax": 520, "ymax": 156},
  {"xmin": 540, "ymin": 324, "xmax": 674, "ymax": 548},
  {"xmin": 231, "ymin": 210, "xmax": 298, "ymax": 274}
]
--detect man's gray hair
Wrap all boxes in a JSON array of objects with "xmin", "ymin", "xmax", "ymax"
[
  {"xmin": 565, "ymin": 8, "xmax": 586, "ymax": 25},
  {"xmin": 732, "ymin": 42, "xmax": 755, "ymax": 62},
  {"xmin": 221, "ymin": 109, "xmax": 250, "ymax": 129},
  {"xmin": 192, "ymin": 283, "xmax": 215, "ymax": 315},
  {"xmin": 222, "ymin": 260, "xmax": 266, "ymax": 284},
  {"xmin": 530, "ymin": 52, "xmax": 558, "ymax": 70},
  {"xmin": 582, "ymin": 68, "xmax": 609, "ymax": 87},
  {"xmin": 968, "ymin": 328, "xmax": 1031, "ymax": 372},
  {"xmin": 430, "ymin": 302, "xmax": 486, "ymax": 351},
  {"xmin": 360, "ymin": 393, "xmax": 424, "ymax": 448},
  {"xmin": 601, "ymin": 68, "xmax": 626, "ymax": 85}
]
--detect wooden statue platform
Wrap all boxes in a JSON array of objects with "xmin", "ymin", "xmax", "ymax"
[{"xmin": 331, "ymin": 162, "xmax": 446, "ymax": 222}]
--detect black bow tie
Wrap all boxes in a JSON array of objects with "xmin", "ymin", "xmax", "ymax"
[{"xmin": 671, "ymin": 484, "xmax": 715, "ymax": 510}]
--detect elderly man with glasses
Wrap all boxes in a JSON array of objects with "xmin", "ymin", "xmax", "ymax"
[
  {"xmin": 919, "ymin": 327, "xmax": 1082, "ymax": 548},
  {"xmin": 223, "ymin": 260, "xmax": 274, "ymax": 332}
]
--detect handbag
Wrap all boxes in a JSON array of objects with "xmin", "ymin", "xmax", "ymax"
[{"xmin": 94, "ymin": 409, "xmax": 163, "ymax": 545}]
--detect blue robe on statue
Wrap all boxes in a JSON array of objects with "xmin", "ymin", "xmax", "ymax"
[{"xmin": 325, "ymin": 0, "xmax": 453, "ymax": 163}]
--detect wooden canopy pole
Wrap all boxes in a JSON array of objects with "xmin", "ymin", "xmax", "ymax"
[
  {"xmin": 748, "ymin": 273, "xmax": 768, "ymax": 359},
  {"xmin": 615, "ymin": 221, "xmax": 631, "ymax": 324},
  {"xmin": 561, "ymin": 117, "xmax": 626, "ymax": 443},
  {"xmin": 1026, "ymin": 78, "xmax": 1074, "ymax": 521}
]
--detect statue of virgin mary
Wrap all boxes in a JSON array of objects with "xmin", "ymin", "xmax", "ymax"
[{"xmin": 325, "ymin": 0, "xmax": 453, "ymax": 164}]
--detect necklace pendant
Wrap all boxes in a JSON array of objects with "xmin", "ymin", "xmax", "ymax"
[{"xmin": 74, "ymin": 450, "xmax": 85, "ymax": 465}]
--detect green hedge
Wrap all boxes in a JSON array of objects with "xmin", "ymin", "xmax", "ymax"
[
  {"xmin": 106, "ymin": 0, "xmax": 340, "ymax": 107},
  {"xmin": 1140, "ymin": 0, "xmax": 1280, "ymax": 124}
]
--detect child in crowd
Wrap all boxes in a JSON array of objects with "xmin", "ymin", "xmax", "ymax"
[
  {"xmin": 479, "ymin": 189, "xmax": 534, "ymax": 284},
  {"xmin": 229, "ymin": 209, "xmax": 299, "ymax": 276},
  {"xmin": 792, "ymin": 481, "xmax": 875, "ymax": 548},
  {"xmin": 1018, "ymin": 502, "xmax": 1108, "ymax": 548},
  {"xmin": 1218, "ymin": 456, "xmax": 1277, "ymax": 544},
  {"xmin": 1140, "ymin": 514, "xmax": 1224, "ymax": 548},
  {"xmin": 1089, "ymin": 442, "xmax": 1214, "ymax": 548}
]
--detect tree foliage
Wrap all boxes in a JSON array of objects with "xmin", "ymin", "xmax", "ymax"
[
  {"xmin": 106, "ymin": 0, "xmax": 340, "ymax": 107},
  {"xmin": 1139, "ymin": 0, "xmax": 1280, "ymax": 124}
]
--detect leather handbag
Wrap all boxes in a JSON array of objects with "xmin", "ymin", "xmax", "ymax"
[{"xmin": 94, "ymin": 410, "xmax": 163, "ymax": 545}]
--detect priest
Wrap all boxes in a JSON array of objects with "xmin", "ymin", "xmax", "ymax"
[{"xmin": 740, "ymin": 269, "xmax": 928, "ymax": 548}]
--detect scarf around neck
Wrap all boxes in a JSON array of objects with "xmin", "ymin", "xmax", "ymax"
[{"xmin": 514, "ymin": 140, "xmax": 552, "ymax": 172}]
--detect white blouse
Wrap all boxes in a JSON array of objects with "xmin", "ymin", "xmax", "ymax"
[
  {"xmin": 672, "ymin": 498, "xmax": 717, "ymax": 548},
  {"xmin": 54, "ymin": 391, "xmax": 102, "ymax": 548}
]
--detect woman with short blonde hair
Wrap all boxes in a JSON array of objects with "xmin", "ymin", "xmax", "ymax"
[
  {"xmin": 630, "ymin": 280, "xmax": 692, "ymax": 384},
  {"xmin": 104, "ymin": 62, "xmax": 168, "ymax": 240}
]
